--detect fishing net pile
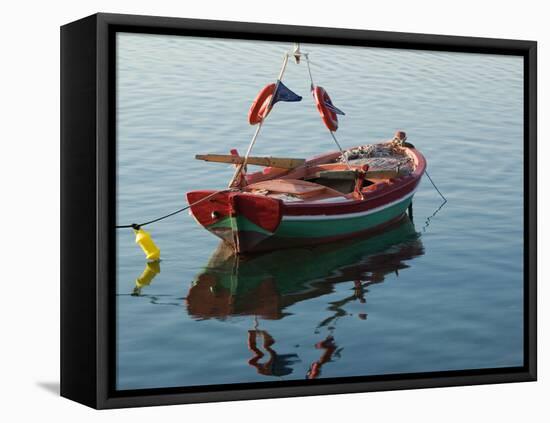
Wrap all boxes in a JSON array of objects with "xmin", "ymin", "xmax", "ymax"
[{"xmin": 338, "ymin": 142, "xmax": 414, "ymax": 174}]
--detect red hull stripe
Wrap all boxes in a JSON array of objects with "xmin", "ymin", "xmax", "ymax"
[{"xmin": 233, "ymin": 194, "xmax": 282, "ymax": 233}]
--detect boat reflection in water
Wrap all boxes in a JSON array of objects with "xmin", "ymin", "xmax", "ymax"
[{"xmin": 186, "ymin": 215, "xmax": 424, "ymax": 379}]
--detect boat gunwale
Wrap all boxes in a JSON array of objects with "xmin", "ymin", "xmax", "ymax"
[{"xmin": 186, "ymin": 143, "xmax": 426, "ymax": 224}]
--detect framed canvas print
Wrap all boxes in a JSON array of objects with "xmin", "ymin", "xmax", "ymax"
[{"xmin": 60, "ymin": 13, "xmax": 537, "ymax": 409}]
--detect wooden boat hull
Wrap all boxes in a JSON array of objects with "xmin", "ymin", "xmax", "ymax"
[
  {"xmin": 187, "ymin": 145, "xmax": 425, "ymax": 254},
  {"xmin": 189, "ymin": 191, "xmax": 414, "ymax": 253}
]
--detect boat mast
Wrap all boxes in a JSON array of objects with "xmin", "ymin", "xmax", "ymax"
[
  {"xmin": 228, "ymin": 43, "xmax": 351, "ymax": 188},
  {"xmin": 228, "ymin": 53, "xmax": 290, "ymax": 188}
]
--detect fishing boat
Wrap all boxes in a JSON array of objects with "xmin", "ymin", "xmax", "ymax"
[{"xmin": 187, "ymin": 44, "xmax": 426, "ymax": 254}]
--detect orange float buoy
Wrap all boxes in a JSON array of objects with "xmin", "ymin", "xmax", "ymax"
[
  {"xmin": 248, "ymin": 83, "xmax": 276, "ymax": 125},
  {"xmin": 313, "ymin": 86, "xmax": 339, "ymax": 131}
]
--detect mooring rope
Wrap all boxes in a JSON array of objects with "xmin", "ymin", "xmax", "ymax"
[
  {"xmin": 422, "ymin": 198, "xmax": 447, "ymax": 232},
  {"xmin": 419, "ymin": 170, "xmax": 448, "ymax": 232},
  {"xmin": 424, "ymin": 170, "xmax": 447, "ymax": 203},
  {"xmin": 115, "ymin": 189, "xmax": 234, "ymax": 229}
]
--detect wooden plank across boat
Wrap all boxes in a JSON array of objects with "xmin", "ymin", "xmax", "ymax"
[
  {"xmin": 187, "ymin": 135, "xmax": 426, "ymax": 254},
  {"xmin": 195, "ymin": 154, "xmax": 305, "ymax": 169}
]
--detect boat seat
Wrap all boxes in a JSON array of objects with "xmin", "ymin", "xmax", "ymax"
[
  {"xmin": 247, "ymin": 179, "xmax": 326, "ymax": 197},
  {"xmin": 246, "ymin": 179, "xmax": 341, "ymax": 199}
]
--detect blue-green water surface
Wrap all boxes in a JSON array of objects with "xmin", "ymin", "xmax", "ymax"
[{"xmin": 116, "ymin": 33, "xmax": 524, "ymax": 390}]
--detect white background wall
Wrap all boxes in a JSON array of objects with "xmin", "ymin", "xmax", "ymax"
[{"xmin": 1, "ymin": 0, "xmax": 546, "ymax": 421}]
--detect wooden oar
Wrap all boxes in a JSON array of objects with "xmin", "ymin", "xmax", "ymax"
[{"xmin": 196, "ymin": 154, "xmax": 305, "ymax": 170}]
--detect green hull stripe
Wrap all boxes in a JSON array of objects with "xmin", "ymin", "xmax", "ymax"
[
  {"xmin": 276, "ymin": 197, "xmax": 412, "ymax": 238},
  {"xmin": 208, "ymin": 216, "xmax": 272, "ymax": 235},
  {"xmin": 207, "ymin": 197, "xmax": 412, "ymax": 239}
]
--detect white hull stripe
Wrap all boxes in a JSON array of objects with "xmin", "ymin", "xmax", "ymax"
[
  {"xmin": 295, "ymin": 196, "xmax": 354, "ymax": 204},
  {"xmin": 282, "ymin": 190, "xmax": 416, "ymax": 221}
]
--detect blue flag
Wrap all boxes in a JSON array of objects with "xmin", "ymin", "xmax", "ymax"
[
  {"xmin": 272, "ymin": 80, "xmax": 302, "ymax": 105},
  {"xmin": 324, "ymin": 97, "xmax": 345, "ymax": 115}
]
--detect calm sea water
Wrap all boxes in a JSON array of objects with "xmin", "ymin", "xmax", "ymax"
[{"xmin": 115, "ymin": 33, "xmax": 524, "ymax": 390}]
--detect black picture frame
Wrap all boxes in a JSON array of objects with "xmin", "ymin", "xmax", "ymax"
[{"xmin": 60, "ymin": 12, "xmax": 537, "ymax": 409}]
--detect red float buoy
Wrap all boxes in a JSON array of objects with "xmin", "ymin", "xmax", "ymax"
[
  {"xmin": 313, "ymin": 86, "xmax": 339, "ymax": 131},
  {"xmin": 248, "ymin": 83, "xmax": 276, "ymax": 125}
]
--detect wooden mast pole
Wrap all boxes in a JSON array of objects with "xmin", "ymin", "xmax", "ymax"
[{"xmin": 228, "ymin": 52, "xmax": 291, "ymax": 188}]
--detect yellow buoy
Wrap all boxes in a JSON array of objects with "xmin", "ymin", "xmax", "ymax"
[
  {"xmin": 134, "ymin": 227, "xmax": 161, "ymax": 261},
  {"xmin": 133, "ymin": 260, "xmax": 161, "ymax": 295}
]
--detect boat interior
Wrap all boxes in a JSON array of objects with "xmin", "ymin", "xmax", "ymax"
[
  {"xmin": 196, "ymin": 141, "xmax": 417, "ymax": 204},
  {"xmin": 245, "ymin": 164, "xmax": 368, "ymax": 202},
  {"xmin": 243, "ymin": 150, "xmax": 415, "ymax": 203}
]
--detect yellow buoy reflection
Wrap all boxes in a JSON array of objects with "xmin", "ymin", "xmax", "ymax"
[{"xmin": 133, "ymin": 260, "xmax": 161, "ymax": 296}]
